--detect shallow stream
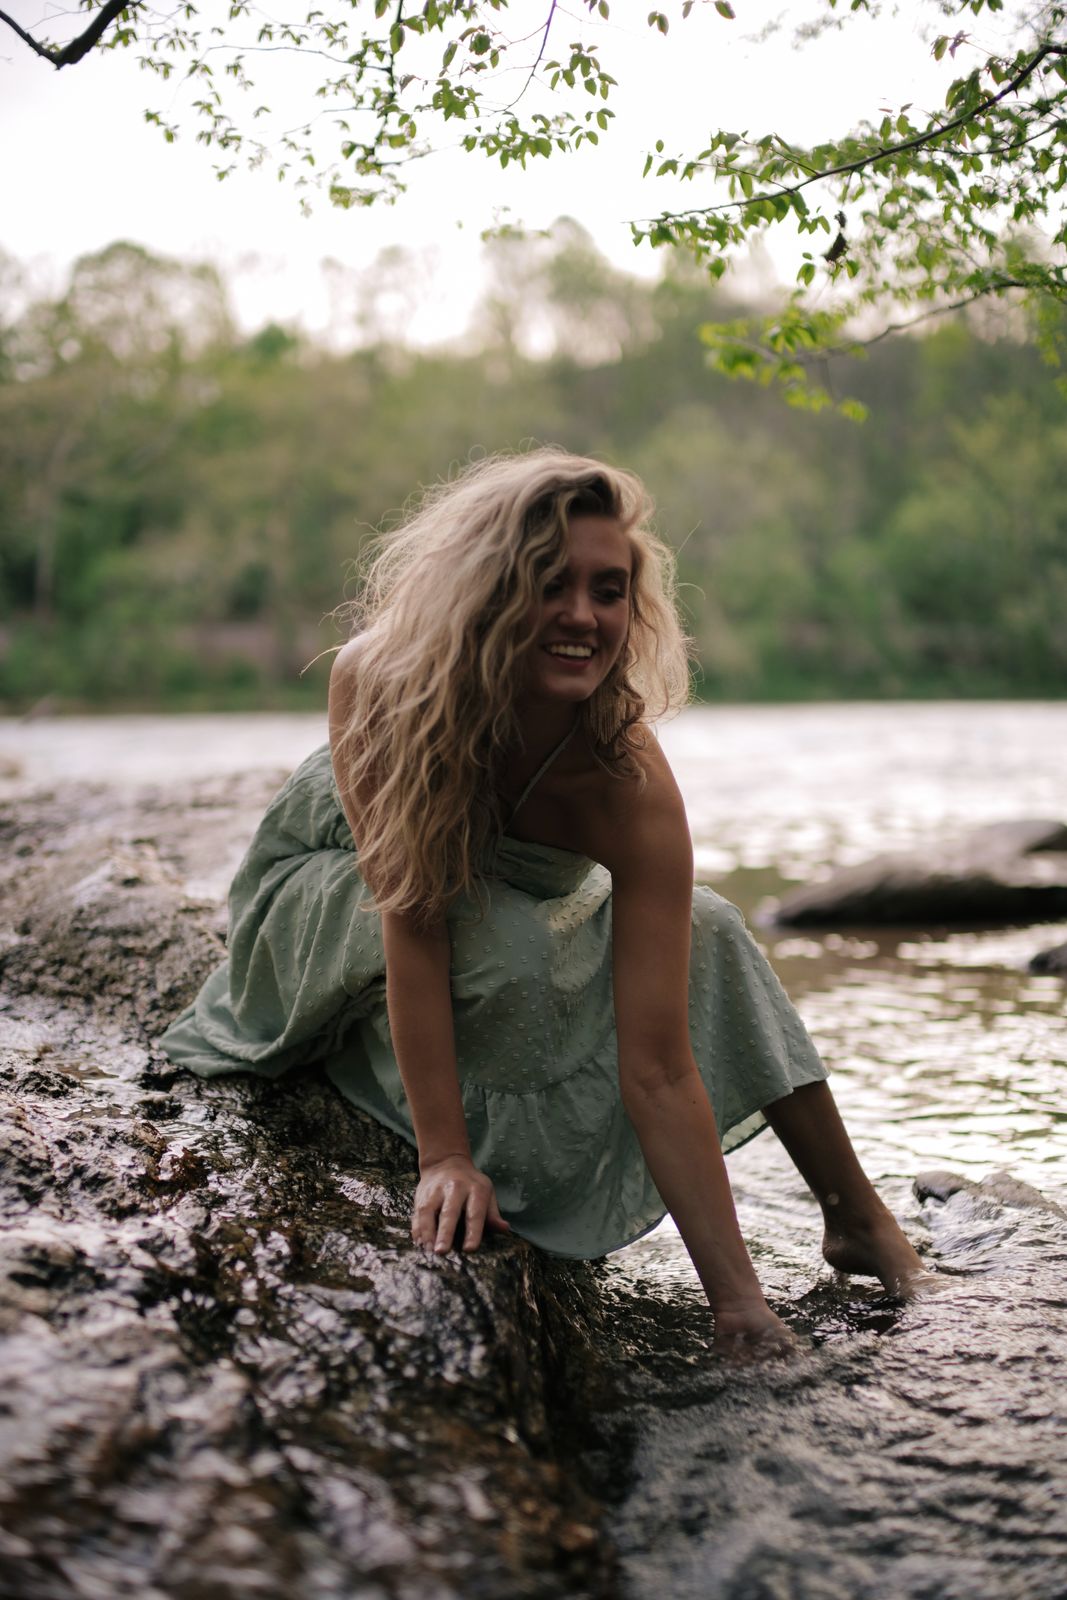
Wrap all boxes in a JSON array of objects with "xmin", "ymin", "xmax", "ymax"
[{"xmin": 2, "ymin": 702, "xmax": 1066, "ymax": 1598}]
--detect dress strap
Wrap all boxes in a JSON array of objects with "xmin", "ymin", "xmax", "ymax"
[{"xmin": 508, "ymin": 721, "xmax": 579, "ymax": 823}]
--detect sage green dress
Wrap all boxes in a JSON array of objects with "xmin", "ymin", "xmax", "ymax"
[{"xmin": 162, "ymin": 739, "xmax": 828, "ymax": 1258}]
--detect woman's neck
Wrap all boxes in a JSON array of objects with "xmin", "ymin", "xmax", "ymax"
[
  {"xmin": 511, "ymin": 701, "xmax": 581, "ymax": 765},
  {"xmin": 511, "ymin": 688, "xmax": 579, "ymax": 748}
]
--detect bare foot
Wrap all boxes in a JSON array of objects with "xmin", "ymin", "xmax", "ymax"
[{"xmin": 822, "ymin": 1206, "xmax": 938, "ymax": 1300}]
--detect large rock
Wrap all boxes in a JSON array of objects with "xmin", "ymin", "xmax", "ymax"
[
  {"xmin": 769, "ymin": 818, "xmax": 1067, "ymax": 927},
  {"xmin": 0, "ymin": 779, "xmax": 616, "ymax": 1600}
]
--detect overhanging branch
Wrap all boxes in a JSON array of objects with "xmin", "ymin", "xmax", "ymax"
[
  {"xmin": 647, "ymin": 40, "xmax": 1067, "ymax": 229},
  {"xmin": 849, "ymin": 282, "xmax": 1031, "ymax": 351},
  {"xmin": 0, "ymin": 0, "xmax": 139, "ymax": 69}
]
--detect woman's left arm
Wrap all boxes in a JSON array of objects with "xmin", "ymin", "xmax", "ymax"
[{"xmin": 598, "ymin": 748, "xmax": 794, "ymax": 1356}]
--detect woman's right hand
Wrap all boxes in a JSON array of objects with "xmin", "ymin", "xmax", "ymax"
[{"xmin": 412, "ymin": 1155, "xmax": 511, "ymax": 1254}]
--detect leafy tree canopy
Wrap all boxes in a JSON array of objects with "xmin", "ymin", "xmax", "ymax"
[{"xmin": 5, "ymin": 0, "xmax": 1067, "ymax": 410}]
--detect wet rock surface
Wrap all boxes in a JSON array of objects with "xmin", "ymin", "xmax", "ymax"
[
  {"xmin": 592, "ymin": 1172, "xmax": 1067, "ymax": 1600},
  {"xmin": 3, "ymin": 769, "xmax": 1067, "ymax": 1600},
  {"xmin": 770, "ymin": 818, "xmax": 1067, "ymax": 928},
  {"xmin": 0, "ymin": 778, "xmax": 615, "ymax": 1600}
]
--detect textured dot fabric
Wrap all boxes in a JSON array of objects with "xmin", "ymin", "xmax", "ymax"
[{"xmin": 162, "ymin": 744, "xmax": 829, "ymax": 1258}]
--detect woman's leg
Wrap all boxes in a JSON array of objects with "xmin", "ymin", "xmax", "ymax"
[{"xmin": 762, "ymin": 1080, "xmax": 934, "ymax": 1297}]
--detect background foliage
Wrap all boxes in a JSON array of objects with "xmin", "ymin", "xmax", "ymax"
[{"xmin": 2, "ymin": 230, "xmax": 1066, "ymax": 710}]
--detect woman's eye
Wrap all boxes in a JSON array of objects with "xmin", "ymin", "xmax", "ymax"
[{"xmin": 541, "ymin": 580, "xmax": 626, "ymax": 601}]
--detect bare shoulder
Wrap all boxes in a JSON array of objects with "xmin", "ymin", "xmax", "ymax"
[
  {"xmin": 329, "ymin": 635, "xmax": 363, "ymax": 705},
  {"xmin": 576, "ymin": 728, "xmax": 691, "ymax": 881},
  {"xmin": 327, "ymin": 636, "xmax": 374, "ymax": 829},
  {"xmin": 327, "ymin": 635, "xmax": 368, "ymax": 749}
]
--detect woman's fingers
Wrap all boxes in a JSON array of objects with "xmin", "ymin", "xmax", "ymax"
[
  {"xmin": 712, "ymin": 1319, "xmax": 801, "ymax": 1366},
  {"xmin": 411, "ymin": 1190, "xmax": 439, "ymax": 1247},
  {"xmin": 462, "ymin": 1186, "xmax": 489, "ymax": 1251},
  {"xmin": 411, "ymin": 1166, "xmax": 510, "ymax": 1254},
  {"xmin": 464, "ymin": 1186, "xmax": 512, "ymax": 1244},
  {"xmin": 433, "ymin": 1182, "xmax": 464, "ymax": 1253}
]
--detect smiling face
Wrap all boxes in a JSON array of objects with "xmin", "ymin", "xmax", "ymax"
[{"xmin": 520, "ymin": 513, "xmax": 634, "ymax": 708}]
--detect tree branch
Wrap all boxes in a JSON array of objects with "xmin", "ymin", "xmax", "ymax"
[
  {"xmin": 503, "ymin": 0, "xmax": 557, "ymax": 112},
  {"xmin": 0, "ymin": 0, "xmax": 140, "ymax": 68},
  {"xmin": 849, "ymin": 283, "xmax": 1030, "ymax": 351},
  {"xmin": 649, "ymin": 40, "xmax": 1067, "ymax": 227},
  {"xmin": 386, "ymin": 0, "xmax": 404, "ymax": 96},
  {"xmin": 715, "ymin": 275, "xmax": 1053, "ymax": 381}
]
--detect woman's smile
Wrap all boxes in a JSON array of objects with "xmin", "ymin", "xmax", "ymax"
[{"xmin": 543, "ymin": 641, "xmax": 597, "ymax": 667}]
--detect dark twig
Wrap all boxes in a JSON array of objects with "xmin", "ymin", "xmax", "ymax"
[
  {"xmin": 503, "ymin": 0, "xmax": 558, "ymax": 111},
  {"xmin": 0, "ymin": 0, "xmax": 140, "ymax": 68},
  {"xmin": 849, "ymin": 282, "xmax": 1031, "ymax": 350},
  {"xmin": 386, "ymin": 0, "xmax": 405, "ymax": 96}
]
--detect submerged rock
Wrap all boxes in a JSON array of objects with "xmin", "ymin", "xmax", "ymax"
[
  {"xmin": 915, "ymin": 1167, "xmax": 1067, "ymax": 1220},
  {"xmin": 1029, "ymin": 938, "xmax": 1067, "ymax": 975},
  {"xmin": 769, "ymin": 818, "xmax": 1067, "ymax": 928},
  {"xmin": 0, "ymin": 780, "xmax": 616, "ymax": 1600}
]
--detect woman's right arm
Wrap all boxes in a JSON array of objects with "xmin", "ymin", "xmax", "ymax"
[
  {"xmin": 328, "ymin": 642, "xmax": 509, "ymax": 1253},
  {"xmin": 380, "ymin": 907, "xmax": 509, "ymax": 1250}
]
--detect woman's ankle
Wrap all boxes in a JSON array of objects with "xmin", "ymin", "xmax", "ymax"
[{"xmin": 819, "ymin": 1183, "xmax": 884, "ymax": 1224}]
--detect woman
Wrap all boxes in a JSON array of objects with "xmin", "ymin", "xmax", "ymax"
[{"xmin": 163, "ymin": 448, "xmax": 932, "ymax": 1361}]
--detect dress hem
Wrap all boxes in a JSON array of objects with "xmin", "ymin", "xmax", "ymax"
[{"xmin": 323, "ymin": 1060, "xmax": 824, "ymax": 1261}]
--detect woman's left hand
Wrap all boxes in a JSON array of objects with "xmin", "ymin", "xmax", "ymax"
[{"xmin": 711, "ymin": 1301, "xmax": 800, "ymax": 1365}]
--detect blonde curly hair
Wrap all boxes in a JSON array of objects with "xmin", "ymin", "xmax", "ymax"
[{"xmin": 333, "ymin": 447, "xmax": 690, "ymax": 920}]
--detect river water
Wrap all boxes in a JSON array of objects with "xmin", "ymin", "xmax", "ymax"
[{"xmin": 3, "ymin": 702, "xmax": 1067, "ymax": 1598}]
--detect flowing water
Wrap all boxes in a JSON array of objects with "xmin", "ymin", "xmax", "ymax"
[{"xmin": 2, "ymin": 702, "xmax": 1066, "ymax": 1598}]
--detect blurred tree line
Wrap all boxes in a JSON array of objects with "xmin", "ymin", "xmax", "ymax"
[{"xmin": 2, "ymin": 227, "xmax": 1066, "ymax": 710}]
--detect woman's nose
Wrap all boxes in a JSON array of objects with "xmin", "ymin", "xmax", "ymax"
[{"xmin": 560, "ymin": 587, "xmax": 596, "ymax": 628}]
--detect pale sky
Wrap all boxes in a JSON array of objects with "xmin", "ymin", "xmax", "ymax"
[{"xmin": 1, "ymin": 1, "xmax": 965, "ymax": 344}]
